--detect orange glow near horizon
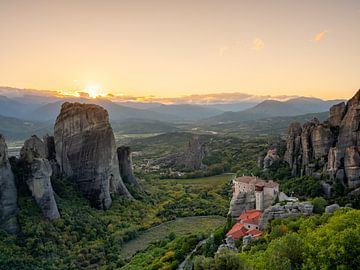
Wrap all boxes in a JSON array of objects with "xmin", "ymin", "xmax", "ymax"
[{"xmin": 0, "ymin": 1, "xmax": 359, "ymax": 100}]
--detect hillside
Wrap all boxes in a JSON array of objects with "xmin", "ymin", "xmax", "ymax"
[
  {"xmin": 0, "ymin": 114, "xmax": 52, "ymax": 140},
  {"xmin": 203, "ymin": 97, "xmax": 344, "ymax": 124}
]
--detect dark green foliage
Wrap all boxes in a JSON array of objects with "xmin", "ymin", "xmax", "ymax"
[{"xmin": 279, "ymin": 176, "xmax": 323, "ymax": 198}]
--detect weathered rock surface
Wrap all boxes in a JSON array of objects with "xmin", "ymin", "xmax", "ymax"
[
  {"xmin": 20, "ymin": 135, "xmax": 60, "ymax": 220},
  {"xmin": 0, "ymin": 134, "xmax": 19, "ymax": 233},
  {"xmin": 229, "ymin": 192, "xmax": 256, "ymax": 218},
  {"xmin": 325, "ymin": 203, "xmax": 340, "ymax": 213},
  {"xmin": 54, "ymin": 102, "xmax": 131, "ymax": 209},
  {"xmin": 176, "ymin": 136, "xmax": 206, "ymax": 170},
  {"xmin": 43, "ymin": 135, "xmax": 60, "ymax": 176},
  {"xmin": 259, "ymin": 202, "xmax": 313, "ymax": 230},
  {"xmin": 263, "ymin": 149, "xmax": 280, "ymax": 169},
  {"xmin": 285, "ymin": 90, "xmax": 360, "ymax": 190},
  {"xmin": 117, "ymin": 146, "xmax": 141, "ymax": 190}
]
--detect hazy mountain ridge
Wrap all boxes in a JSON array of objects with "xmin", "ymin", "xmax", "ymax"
[{"xmin": 203, "ymin": 97, "xmax": 345, "ymax": 124}]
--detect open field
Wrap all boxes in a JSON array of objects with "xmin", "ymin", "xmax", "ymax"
[
  {"xmin": 161, "ymin": 173, "xmax": 235, "ymax": 186},
  {"xmin": 120, "ymin": 215, "xmax": 226, "ymax": 259}
]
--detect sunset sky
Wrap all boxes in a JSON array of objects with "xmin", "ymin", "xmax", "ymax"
[{"xmin": 0, "ymin": 0, "xmax": 359, "ymax": 100}]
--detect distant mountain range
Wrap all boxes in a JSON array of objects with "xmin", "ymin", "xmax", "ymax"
[
  {"xmin": 0, "ymin": 89, "xmax": 346, "ymax": 141},
  {"xmin": 202, "ymin": 97, "xmax": 344, "ymax": 124}
]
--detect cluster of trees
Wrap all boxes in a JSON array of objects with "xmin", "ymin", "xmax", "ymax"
[
  {"xmin": 193, "ymin": 208, "xmax": 360, "ymax": 270},
  {"xmin": 0, "ymin": 174, "xmax": 231, "ymax": 269}
]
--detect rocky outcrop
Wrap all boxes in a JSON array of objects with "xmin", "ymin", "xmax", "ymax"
[
  {"xmin": 229, "ymin": 192, "xmax": 256, "ymax": 218},
  {"xmin": 284, "ymin": 90, "xmax": 360, "ymax": 189},
  {"xmin": 259, "ymin": 202, "xmax": 313, "ymax": 230},
  {"xmin": 19, "ymin": 135, "xmax": 60, "ymax": 220},
  {"xmin": 325, "ymin": 203, "xmax": 340, "ymax": 213},
  {"xmin": 117, "ymin": 146, "xmax": 141, "ymax": 190},
  {"xmin": 263, "ymin": 149, "xmax": 280, "ymax": 169},
  {"xmin": 54, "ymin": 102, "xmax": 132, "ymax": 209},
  {"xmin": 43, "ymin": 135, "xmax": 60, "ymax": 176},
  {"xmin": 0, "ymin": 134, "xmax": 19, "ymax": 233},
  {"xmin": 176, "ymin": 136, "xmax": 206, "ymax": 170}
]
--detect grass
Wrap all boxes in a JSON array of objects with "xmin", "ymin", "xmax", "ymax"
[
  {"xmin": 120, "ymin": 216, "xmax": 226, "ymax": 259},
  {"xmin": 161, "ymin": 173, "xmax": 235, "ymax": 186}
]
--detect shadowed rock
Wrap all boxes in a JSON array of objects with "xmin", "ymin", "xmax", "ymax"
[
  {"xmin": 20, "ymin": 135, "xmax": 60, "ymax": 220},
  {"xmin": 54, "ymin": 102, "xmax": 132, "ymax": 209},
  {"xmin": 0, "ymin": 134, "xmax": 19, "ymax": 233},
  {"xmin": 285, "ymin": 89, "xmax": 360, "ymax": 190},
  {"xmin": 117, "ymin": 146, "xmax": 141, "ymax": 190},
  {"xmin": 176, "ymin": 136, "xmax": 206, "ymax": 170}
]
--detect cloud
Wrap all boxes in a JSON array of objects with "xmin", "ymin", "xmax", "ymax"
[
  {"xmin": 0, "ymin": 86, "xmax": 298, "ymax": 105},
  {"xmin": 252, "ymin": 38, "xmax": 264, "ymax": 50},
  {"xmin": 313, "ymin": 30, "xmax": 328, "ymax": 42},
  {"xmin": 218, "ymin": 46, "xmax": 229, "ymax": 56}
]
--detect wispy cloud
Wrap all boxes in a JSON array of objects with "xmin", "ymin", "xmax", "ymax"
[
  {"xmin": 313, "ymin": 30, "xmax": 328, "ymax": 42},
  {"xmin": 252, "ymin": 38, "xmax": 264, "ymax": 50}
]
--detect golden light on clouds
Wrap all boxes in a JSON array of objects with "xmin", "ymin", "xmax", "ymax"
[
  {"xmin": 0, "ymin": 0, "xmax": 359, "ymax": 100},
  {"xmin": 252, "ymin": 38, "xmax": 265, "ymax": 50},
  {"xmin": 314, "ymin": 31, "xmax": 328, "ymax": 42}
]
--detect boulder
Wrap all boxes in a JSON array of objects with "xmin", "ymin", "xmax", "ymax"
[
  {"xmin": 0, "ymin": 134, "xmax": 19, "ymax": 233},
  {"xmin": 54, "ymin": 102, "xmax": 132, "ymax": 209},
  {"xmin": 117, "ymin": 146, "xmax": 141, "ymax": 190},
  {"xmin": 325, "ymin": 204, "xmax": 340, "ymax": 213},
  {"xmin": 20, "ymin": 135, "xmax": 60, "ymax": 220}
]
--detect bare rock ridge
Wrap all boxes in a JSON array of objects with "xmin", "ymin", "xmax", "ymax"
[
  {"xmin": 117, "ymin": 146, "xmax": 141, "ymax": 190},
  {"xmin": 176, "ymin": 136, "xmax": 206, "ymax": 170},
  {"xmin": 19, "ymin": 135, "xmax": 60, "ymax": 220},
  {"xmin": 0, "ymin": 134, "xmax": 19, "ymax": 233},
  {"xmin": 285, "ymin": 89, "xmax": 360, "ymax": 189},
  {"xmin": 54, "ymin": 102, "xmax": 132, "ymax": 210}
]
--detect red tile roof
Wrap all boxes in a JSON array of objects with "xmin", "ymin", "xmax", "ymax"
[
  {"xmin": 247, "ymin": 229, "xmax": 263, "ymax": 237},
  {"xmin": 235, "ymin": 176, "xmax": 279, "ymax": 188},
  {"xmin": 238, "ymin": 209, "xmax": 262, "ymax": 225},
  {"xmin": 226, "ymin": 223, "xmax": 247, "ymax": 240}
]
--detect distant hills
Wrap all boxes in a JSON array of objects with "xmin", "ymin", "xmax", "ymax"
[
  {"xmin": 202, "ymin": 97, "xmax": 344, "ymax": 124},
  {"xmin": 0, "ymin": 88, "xmax": 347, "ymax": 141}
]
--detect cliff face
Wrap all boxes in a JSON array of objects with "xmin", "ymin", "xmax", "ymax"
[
  {"xmin": 54, "ymin": 102, "xmax": 131, "ymax": 209},
  {"xmin": 19, "ymin": 135, "xmax": 60, "ymax": 220},
  {"xmin": 285, "ymin": 90, "xmax": 360, "ymax": 189},
  {"xmin": 0, "ymin": 134, "xmax": 19, "ymax": 233},
  {"xmin": 117, "ymin": 146, "xmax": 141, "ymax": 190}
]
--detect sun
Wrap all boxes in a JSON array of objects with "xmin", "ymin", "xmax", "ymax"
[{"xmin": 85, "ymin": 85, "xmax": 100, "ymax": 98}]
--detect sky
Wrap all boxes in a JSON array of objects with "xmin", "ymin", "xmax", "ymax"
[{"xmin": 0, "ymin": 0, "xmax": 359, "ymax": 100}]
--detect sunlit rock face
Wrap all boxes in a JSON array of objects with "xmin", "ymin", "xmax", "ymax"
[
  {"xmin": 19, "ymin": 135, "xmax": 60, "ymax": 220},
  {"xmin": 117, "ymin": 146, "xmax": 141, "ymax": 190},
  {"xmin": 0, "ymin": 134, "xmax": 19, "ymax": 233},
  {"xmin": 285, "ymin": 89, "xmax": 360, "ymax": 189},
  {"xmin": 54, "ymin": 102, "xmax": 131, "ymax": 209}
]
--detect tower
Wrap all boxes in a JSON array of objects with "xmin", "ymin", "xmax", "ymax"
[{"xmin": 255, "ymin": 184, "xmax": 264, "ymax": 211}]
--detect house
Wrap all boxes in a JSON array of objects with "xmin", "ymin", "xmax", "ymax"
[
  {"xmin": 238, "ymin": 209, "xmax": 262, "ymax": 230},
  {"xmin": 226, "ymin": 209, "xmax": 263, "ymax": 241},
  {"xmin": 231, "ymin": 176, "xmax": 279, "ymax": 211},
  {"xmin": 226, "ymin": 223, "xmax": 248, "ymax": 241}
]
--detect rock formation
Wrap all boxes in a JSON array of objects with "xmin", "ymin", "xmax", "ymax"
[
  {"xmin": 54, "ymin": 102, "xmax": 132, "ymax": 209},
  {"xmin": 176, "ymin": 136, "xmax": 206, "ymax": 170},
  {"xmin": 284, "ymin": 90, "xmax": 360, "ymax": 189},
  {"xmin": 43, "ymin": 135, "xmax": 60, "ymax": 176},
  {"xmin": 0, "ymin": 134, "xmax": 19, "ymax": 233},
  {"xmin": 263, "ymin": 149, "xmax": 280, "ymax": 169},
  {"xmin": 229, "ymin": 192, "xmax": 256, "ymax": 218},
  {"xmin": 259, "ymin": 202, "xmax": 313, "ymax": 230},
  {"xmin": 117, "ymin": 146, "xmax": 141, "ymax": 190},
  {"xmin": 19, "ymin": 135, "xmax": 60, "ymax": 220}
]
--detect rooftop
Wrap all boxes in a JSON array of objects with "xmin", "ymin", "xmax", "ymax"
[
  {"xmin": 238, "ymin": 209, "xmax": 262, "ymax": 225},
  {"xmin": 235, "ymin": 176, "xmax": 279, "ymax": 188}
]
